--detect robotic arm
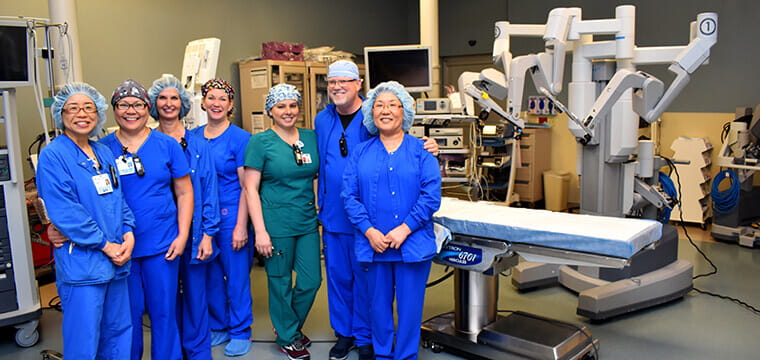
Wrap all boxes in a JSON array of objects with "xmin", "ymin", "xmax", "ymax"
[
  {"xmin": 459, "ymin": 8, "xmax": 580, "ymax": 133},
  {"xmin": 575, "ymin": 12, "xmax": 718, "ymax": 143}
]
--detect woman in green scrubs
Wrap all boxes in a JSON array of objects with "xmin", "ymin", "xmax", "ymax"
[{"xmin": 243, "ymin": 83, "xmax": 321, "ymax": 360}]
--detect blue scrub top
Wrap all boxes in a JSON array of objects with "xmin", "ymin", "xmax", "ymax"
[
  {"xmin": 37, "ymin": 135, "xmax": 135, "ymax": 285},
  {"xmin": 314, "ymin": 100, "xmax": 371, "ymax": 234},
  {"xmin": 245, "ymin": 128, "xmax": 319, "ymax": 237},
  {"xmin": 100, "ymin": 130, "xmax": 190, "ymax": 258},
  {"xmin": 191, "ymin": 124, "xmax": 250, "ymax": 226},
  {"xmin": 342, "ymin": 134, "xmax": 441, "ymax": 263},
  {"xmin": 182, "ymin": 130, "xmax": 221, "ymax": 264}
]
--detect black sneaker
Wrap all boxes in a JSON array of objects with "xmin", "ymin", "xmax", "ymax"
[
  {"xmin": 281, "ymin": 340, "xmax": 310, "ymax": 360},
  {"xmin": 329, "ymin": 335, "xmax": 355, "ymax": 360},
  {"xmin": 357, "ymin": 344, "xmax": 375, "ymax": 360}
]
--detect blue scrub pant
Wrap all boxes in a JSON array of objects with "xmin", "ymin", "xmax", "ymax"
[
  {"xmin": 128, "ymin": 254, "xmax": 182, "ymax": 360},
  {"xmin": 58, "ymin": 278, "xmax": 131, "ymax": 360},
  {"xmin": 178, "ymin": 252, "xmax": 213, "ymax": 360},
  {"xmin": 367, "ymin": 260, "xmax": 432, "ymax": 360},
  {"xmin": 265, "ymin": 231, "xmax": 322, "ymax": 346},
  {"xmin": 323, "ymin": 231, "xmax": 371, "ymax": 345},
  {"xmin": 207, "ymin": 225, "xmax": 253, "ymax": 340}
]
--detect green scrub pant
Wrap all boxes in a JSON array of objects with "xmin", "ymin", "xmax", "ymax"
[{"xmin": 265, "ymin": 231, "xmax": 322, "ymax": 345}]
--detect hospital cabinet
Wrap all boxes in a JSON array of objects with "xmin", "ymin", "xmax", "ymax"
[
  {"xmin": 307, "ymin": 62, "xmax": 365, "ymax": 123},
  {"xmin": 513, "ymin": 127, "xmax": 551, "ymax": 205},
  {"xmin": 669, "ymin": 136, "xmax": 712, "ymax": 226},
  {"xmin": 238, "ymin": 60, "xmax": 311, "ymax": 134}
]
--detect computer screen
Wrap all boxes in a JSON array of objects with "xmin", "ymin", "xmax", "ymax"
[
  {"xmin": 0, "ymin": 20, "xmax": 33, "ymax": 88},
  {"xmin": 364, "ymin": 45, "xmax": 432, "ymax": 93}
]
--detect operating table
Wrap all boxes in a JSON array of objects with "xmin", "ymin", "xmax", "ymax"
[{"xmin": 421, "ymin": 197, "xmax": 687, "ymax": 359}]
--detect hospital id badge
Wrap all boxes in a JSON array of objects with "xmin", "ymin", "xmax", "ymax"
[
  {"xmin": 116, "ymin": 155, "xmax": 136, "ymax": 175},
  {"xmin": 92, "ymin": 173, "xmax": 114, "ymax": 195},
  {"xmin": 301, "ymin": 153, "xmax": 312, "ymax": 164}
]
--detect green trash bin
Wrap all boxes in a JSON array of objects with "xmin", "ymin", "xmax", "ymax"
[{"xmin": 543, "ymin": 170, "xmax": 570, "ymax": 211}]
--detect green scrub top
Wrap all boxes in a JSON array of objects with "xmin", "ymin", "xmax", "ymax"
[{"xmin": 245, "ymin": 128, "xmax": 319, "ymax": 237}]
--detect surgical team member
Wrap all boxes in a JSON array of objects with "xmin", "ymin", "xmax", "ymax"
[
  {"xmin": 149, "ymin": 75, "xmax": 221, "ymax": 360},
  {"xmin": 191, "ymin": 79, "xmax": 253, "ymax": 357},
  {"xmin": 37, "ymin": 82, "xmax": 134, "ymax": 360},
  {"xmin": 342, "ymin": 81, "xmax": 441, "ymax": 360},
  {"xmin": 244, "ymin": 84, "xmax": 321, "ymax": 360},
  {"xmin": 315, "ymin": 60, "xmax": 438, "ymax": 360},
  {"xmin": 100, "ymin": 79, "xmax": 193, "ymax": 360}
]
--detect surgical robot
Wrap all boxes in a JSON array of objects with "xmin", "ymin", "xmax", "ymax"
[{"xmin": 422, "ymin": 5, "xmax": 717, "ymax": 359}]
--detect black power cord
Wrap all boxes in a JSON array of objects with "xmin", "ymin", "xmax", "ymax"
[
  {"xmin": 426, "ymin": 266, "xmax": 454, "ymax": 288},
  {"xmin": 666, "ymin": 158, "xmax": 717, "ymax": 279}
]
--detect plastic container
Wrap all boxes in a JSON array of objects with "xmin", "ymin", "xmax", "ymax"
[{"xmin": 543, "ymin": 170, "xmax": 570, "ymax": 211}]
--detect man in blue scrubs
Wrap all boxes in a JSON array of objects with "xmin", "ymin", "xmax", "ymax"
[{"xmin": 315, "ymin": 61, "xmax": 438, "ymax": 360}]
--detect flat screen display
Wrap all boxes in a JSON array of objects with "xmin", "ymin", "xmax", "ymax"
[
  {"xmin": 0, "ymin": 25, "xmax": 30, "ymax": 85},
  {"xmin": 364, "ymin": 45, "xmax": 432, "ymax": 93}
]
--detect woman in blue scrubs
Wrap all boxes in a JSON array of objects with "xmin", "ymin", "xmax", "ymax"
[
  {"xmin": 99, "ymin": 79, "xmax": 193, "ymax": 360},
  {"xmin": 37, "ymin": 82, "xmax": 135, "ymax": 359},
  {"xmin": 244, "ymin": 83, "xmax": 321, "ymax": 360},
  {"xmin": 342, "ymin": 81, "xmax": 441, "ymax": 360},
  {"xmin": 191, "ymin": 79, "xmax": 254, "ymax": 357},
  {"xmin": 149, "ymin": 75, "xmax": 220, "ymax": 360}
]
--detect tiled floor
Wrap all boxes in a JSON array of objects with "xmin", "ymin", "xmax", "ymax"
[{"xmin": 1, "ymin": 224, "xmax": 758, "ymax": 360}]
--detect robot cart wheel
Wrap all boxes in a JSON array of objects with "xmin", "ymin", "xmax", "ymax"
[{"xmin": 15, "ymin": 327, "xmax": 39, "ymax": 347}]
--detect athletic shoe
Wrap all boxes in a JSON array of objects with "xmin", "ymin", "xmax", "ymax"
[
  {"xmin": 210, "ymin": 330, "xmax": 230, "ymax": 347},
  {"xmin": 329, "ymin": 335, "xmax": 355, "ymax": 360},
  {"xmin": 357, "ymin": 344, "xmax": 375, "ymax": 360},
  {"xmin": 281, "ymin": 340, "xmax": 310, "ymax": 360},
  {"xmin": 224, "ymin": 338, "xmax": 252, "ymax": 357},
  {"xmin": 299, "ymin": 333, "xmax": 311, "ymax": 347}
]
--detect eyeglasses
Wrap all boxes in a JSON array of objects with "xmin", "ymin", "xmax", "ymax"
[
  {"xmin": 339, "ymin": 133, "xmax": 348, "ymax": 157},
  {"xmin": 292, "ymin": 144, "xmax": 303, "ymax": 166},
  {"xmin": 179, "ymin": 137, "xmax": 188, "ymax": 151},
  {"xmin": 121, "ymin": 146, "xmax": 145, "ymax": 177},
  {"xmin": 115, "ymin": 102, "xmax": 147, "ymax": 111},
  {"xmin": 327, "ymin": 79, "xmax": 358, "ymax": 87},
  {"xmin": 373, "ymin": 103, "xmax": 403, "ymax": 111},
  {"xmin": 62, "ymin": 104, "xmax": 97, "ymax": 114}
]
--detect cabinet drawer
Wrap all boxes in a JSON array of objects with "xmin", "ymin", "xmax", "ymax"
[
  {"xmin": 519, "ymin": 146, "xmax": 534, "ymax": 163},
  {"xmin": 515, "ymin": 166, "xmax": 533, "ymax": 182}
]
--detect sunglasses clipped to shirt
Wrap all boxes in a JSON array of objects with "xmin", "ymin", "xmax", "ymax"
[{"xmin": 292, "ymin": 144, "xmax": 303, "ymax": 166}]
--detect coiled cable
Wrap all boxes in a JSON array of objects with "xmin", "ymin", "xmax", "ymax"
[{"xmin": 710, "ymin": 169, "xmax": 740, "ymax": 215}]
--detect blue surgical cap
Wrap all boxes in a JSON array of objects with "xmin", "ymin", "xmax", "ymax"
[
  {"xmin": 361, "ymin": 81, "xmax": 415, "ymax": 135},
  {"xmin": 265, "ymin": 83, "xmax": 302, "ymax": 117},
  {"xmin": 51, "ymin": 82, "xmax": 108, "ymax": 137},
  {"xmin": 328, "ymin": 60, "xmax": 360, "ymax": 79},
  {"xmin": 148, "ymin": 75, "xmax": 192, "ymax": 120}
]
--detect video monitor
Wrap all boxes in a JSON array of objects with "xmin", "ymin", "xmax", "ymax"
[
  {"xmin": 364, "ymin": 45, "xmax": 432, "ymax": 93},
  {"xmin": 0, "ymin": 18, "xmax": 33, "ymax": 88}
]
